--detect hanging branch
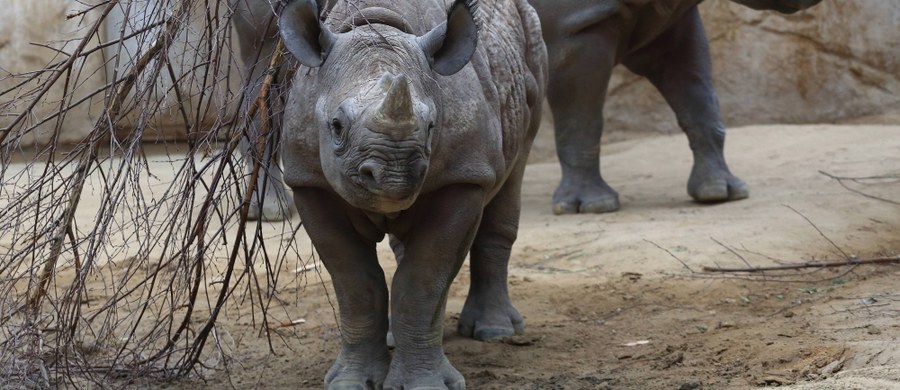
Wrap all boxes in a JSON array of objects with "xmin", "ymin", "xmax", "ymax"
[
  {"xmin": 0, "ymin": 0, "xmax": 317, "ymax": 386},
  {"xmin": 178, "ymin": 38, "xmax": 287, "ymax": 375},
  {"xmin": 25, "ymin": 0, "xmax": 192, "ymax": 320}
]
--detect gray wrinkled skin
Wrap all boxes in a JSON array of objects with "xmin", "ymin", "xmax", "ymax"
[
  {"xmin": 241, "ymin": 0, "xmax": 547, "ymax": 388},
  {"xmin": 528, "ymin": 0, "xmax": 822, "ymax": 214}
]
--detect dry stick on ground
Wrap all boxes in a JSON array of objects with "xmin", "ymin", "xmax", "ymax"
[
  {"xmin": 702, "ymin": 256, "xmax": 900, "ymax": 273},
  {"xmin": 820, "ymin": 170, "xmax": 900, "ymax": 206},
  {"xmin": 651, "ymin": 204, "xmax": 899, "ymax": 277},
  {"xmin": 703, "ymin": 205, "xmax": 899, "ymax": 273}
]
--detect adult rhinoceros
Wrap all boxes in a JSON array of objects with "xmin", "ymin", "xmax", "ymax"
[
  {"xmin": 236, "ymin": 0, "xmax": 546, "ymax": 387},
  {"xmin": 529, "ymin": 0, "xmax": 822, "ymax": 214}
]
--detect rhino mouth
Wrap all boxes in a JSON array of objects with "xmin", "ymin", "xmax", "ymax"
[
  {"xmin": 349, "ymin": 157, "xmax": 428, "ymax": 202},
  {"xmin": 344, "ymin": 177, "xmax": 420, "ymax": 214}
]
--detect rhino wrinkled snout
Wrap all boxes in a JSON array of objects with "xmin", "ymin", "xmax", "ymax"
[{"xmin": 356, "ymin": 158, "xmax": 428, "ymax": 201}]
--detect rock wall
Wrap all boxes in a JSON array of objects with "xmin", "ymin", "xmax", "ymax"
[
  {"xmin": 3, "ymin": 1, "xmax": 899, "ymax": 148},
  {"xmin": 601, "ymin": 0, "xmax": 900, "ymax": 137}
]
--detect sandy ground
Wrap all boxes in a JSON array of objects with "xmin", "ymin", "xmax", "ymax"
[
  {"xmin": 152, "ymin": 123, "xmax": 899, "ymax": 389},
  {"xmin": 7, "ymin": 124, "xmax": 899, "ymax": 389}
]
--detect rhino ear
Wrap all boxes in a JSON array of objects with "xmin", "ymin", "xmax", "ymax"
[
  {"xmin": 279, "ymin": 0, "xmax": 336, "ymax": 67},
  {"xmin": 417, "ymin": 0, "xmax": 479, "ymax": 76}
]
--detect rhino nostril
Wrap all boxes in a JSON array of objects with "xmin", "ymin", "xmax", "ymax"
[
  {"xmin": 358, "ymin": 162, "xmax": 379, "ymax": 185},
  {"xmin": 413, "ymin": 160, "xmax": 428, "ymax": 179}
]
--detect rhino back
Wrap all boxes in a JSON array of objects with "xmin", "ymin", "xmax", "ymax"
[
  {"xmin": 530, "ymin": 0, "xmax": 699, "ymax": 60},
  {"xmin": 622, "ymin": 0, "xmax": 699, "ymax": 54},
  {"xmin": 326, "ymin": 0, "xmax": 446, "ymax": 34},
  {"xmin": 417, "ymin": 0, "xmax": 547, "ymax": 196}
]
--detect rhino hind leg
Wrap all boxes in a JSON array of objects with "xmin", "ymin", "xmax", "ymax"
[
  {"xmin": 232, "ymin": 0, "xmax": 294, "ymax": 221},
  {"xmin": 624, "ymin": 6, "xmax": 748, "ymax": 203},
  {"xmin": 458, "ymin": 168, "xmax": 526, "ymax": 341},
  {"xmin": 243, "ymin": 126, "xmax": 294, "ymax": 222},
  {"xmin": 239, "ymin": 45, "xmax": 294, "ymax": 222},
  {"xmin": 545, "ymin": 30, "xmax": 620, "ymax": 214}
]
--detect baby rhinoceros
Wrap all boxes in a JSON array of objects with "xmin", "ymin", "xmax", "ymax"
[{"xmin": 277, "ymin": 0, "xmax": 546, "ymax": 388}]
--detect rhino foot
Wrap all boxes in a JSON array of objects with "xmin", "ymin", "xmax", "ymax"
[
  {"xmin": 458, "ymin": 295, "xmax": 524, "ymax": 341},
  {"xmin": 552, "ymin": 178, "xmax": 620, "ymax": 215},
  {"xmin": 325, "ymin": 350, "xmax": 390, "ymax": 390},
  {"xmin": 384, "ymin": 355, "xmax": 465, "ymax": 390},
  {"xmin": 687, "ymin": 162, "xmax": 749, "ymax": 203}
]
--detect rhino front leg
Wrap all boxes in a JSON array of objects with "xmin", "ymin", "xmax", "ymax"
[
  {"xmin": 458, "ymin": 164, "xmax": 525, "ymax": 341},
  {"xmin": 624, "ymin": 6, "xmax": 749, "ymax": 203},
  {"xmin": 545, "ymin": 29, "xmax": 621, "ymax": 214},
  {"xmin": 293, "ymin": 189, "xmax": 391, "ymax": 389},
  {"xmin": 232, "ymin": 0, "xmax": 294, "ymax": 221},
  {"xmin": 385, "ymin": 185, "xmax": 485, "ymax": 390}
]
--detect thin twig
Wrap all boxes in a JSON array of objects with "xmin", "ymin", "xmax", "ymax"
[
  {"xmin": 711, "ymin": 237, "xmax": 756, "ymax": 271},
  {"xmin": 819, "ymin": 171, "xmax": 900, "ymax": 206},
  {"xmin": 703, "ymin": 256, "xmax": 900, "ymax": 273},
  {"xmin": 644, "ymin": 239, "xmax": 696, "ymax": 273},
  {"xmin": 67, "ymin": 1, "xmax": 114, "ymax": 19},
  {"xmin": 783, "ymin": 204, "xmax": 850, "ymax": 259}
]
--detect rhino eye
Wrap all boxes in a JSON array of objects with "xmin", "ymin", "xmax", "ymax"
[
  {"xmin": 427, "ymin": 121, "xmax": 435, "ymax": 131},
  {"xmin": 330, "ymin": 118, "xmax": 345, "ymax": 138}
]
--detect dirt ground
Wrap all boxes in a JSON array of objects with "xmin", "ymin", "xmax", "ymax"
[
  {"xmin": 16, "ymin": 124, "xmax": 899, "ymax": 389},
  {"xmin": 141, "ymin": 123, "xmax": 898, "ymax": 389}
]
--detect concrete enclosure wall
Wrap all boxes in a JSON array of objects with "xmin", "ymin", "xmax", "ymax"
[
  {"xmin": 0, "ymin": 0, "xmax": 244, "ymax": 148},
  {"xmin": 0, "ymin": 0, "xmax": 107, "ymax": 147}
]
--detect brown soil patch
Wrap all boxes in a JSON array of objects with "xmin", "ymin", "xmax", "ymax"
[{"xmin": 15, "ymin": 124, "xmax": 899, "ymax": 389}]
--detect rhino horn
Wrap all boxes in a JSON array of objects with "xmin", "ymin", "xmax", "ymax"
[{"xmin": 374, "ymin": 73, "xmax": 417, "ymax": 136}]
